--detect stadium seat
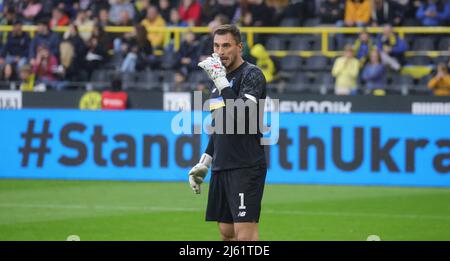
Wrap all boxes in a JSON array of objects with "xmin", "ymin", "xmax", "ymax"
[
  {"xmin": 288, "ymin": 37, "xmax": 310, "ymax": 51},
  {"xmin": 303, "ymin": 18, "xmax": 321, "ymax": 27},
  {"xmin": 410, "ymin": 75, "xmax": 433, "ymax": 95},
  {"xmin": 307, "ymin": 35, "xmax": 322, "ymax": 51},
  {"xmin": 387, "ymin": 74, "xmax": 414, "ymax": 94},
  {"xmin": 160, "ymin": 70, "xmax": 175, "ymax": 84},
  {"xmin": 286, "ymin": 73, "xmax": 309, "ymax": 92},
  {"xmin": 188, "ymin": 70, "xmax": 209, "ymax": 84},
  {"xmin": 303, "ymin": 56, "xmax": 329, "ymax": 71},
  {"xmin": 287, "ymin": 34, "xmax": 320, "ymax": 48},
  {"xmin": 405, "ymin": 56, "xmax": 432, "ymax": 66},
  {"xmin": 402, "ymin": 18, "xmax": 420, "ymax": 26},
  {"xmin": 280, "ymin": 17, "xmax": 301, "ymax": 27},
  {"xmin": 412, "ymin": 37, "xmax": 436, "ymax": 51},
  {"xmin": 103, "ymin": 53, "xmax": 123, "ymax": 70},
  {"xmin": 310, "ymin": 72, "xmax": 334, "ymax": 94},
  {"xmin": 288, "ymin": 72, "xmax": 307, "ymax": 84},
  {"xmin": 280, "ymin": 56, "xmax": 303, "ymax": 71},
  {"xmin": 389, "ymin": 74, "xmax": 415, "ymax": 85},
  {"xmin": 265, "ymin": 36, "xmax": 285, "ymax": 51},
  {"xmin": 337, "ymin": 35, "xmax": 358, "ymax": 51},
  {"xmin": 90, "ymin": 69, "xmax": 110, "ymax": 83},
  {"xmin": 160, "ymin": 52, "xmax": 178, "ymax": 70},
  {"xmin": 433, "ymin": 56, "xmax": 449, "ymax": 65},
  {"xmin": 438, "ymin": 37, "xmax": 450, "ymax": 50},
  {"xmin": 135, "ymin": 71, "xmax": 159, "ymax": 90}
]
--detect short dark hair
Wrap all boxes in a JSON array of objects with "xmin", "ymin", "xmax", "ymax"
[{"xmin": 214, "ymin": 24, "xmax": 242, "ymax": 44}]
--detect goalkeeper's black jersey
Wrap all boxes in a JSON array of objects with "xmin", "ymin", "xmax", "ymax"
[{"xmin": 205, "ymin": 61, "xmax": 267, "ymax": 171}]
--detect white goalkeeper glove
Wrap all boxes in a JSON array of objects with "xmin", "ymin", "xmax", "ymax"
[
  {"xmin": 198, "ymin": 53, "xmax": 230, "ymax": 93},
  {"xmin": 188, "ymin": 153, "xmax": 212, "ymax": 194}
]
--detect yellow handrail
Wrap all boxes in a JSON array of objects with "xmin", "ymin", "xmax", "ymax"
[{"xmin": 1, "ymin": 25, "xmax": 449, "ymax": 57}]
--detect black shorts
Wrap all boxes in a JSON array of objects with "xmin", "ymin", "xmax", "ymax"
[{"xmin": 205, "ymin": 165, "xmax": 267, "ymax": 223}]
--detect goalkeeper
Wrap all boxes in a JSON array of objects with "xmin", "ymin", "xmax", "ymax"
[{"xmin": 188, "ymin": 24, "xmax": 267, "ymax": 241}]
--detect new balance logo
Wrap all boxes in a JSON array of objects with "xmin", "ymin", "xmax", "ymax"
[{"xmin": 238, "ymin": 211, "xmax": 246, "ymax": 217}]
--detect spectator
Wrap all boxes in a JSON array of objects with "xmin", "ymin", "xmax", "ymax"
[
  {"xmin": 447, "ymin": 45, "xmax": 450, "ymax": 70},
  {"xmin": 158, "ymin": 0, "xmax": 173, "ymax": 23},
  {"xmin": 173, "ymin": 68, "xmax": 190, "ymax": 92},
  {"xmin": 53, "ymin": 0, "xmax": 78, "ymax": 19},
  {"xmin": 141, "ymin": 5, "xmax": 167, "ymax": 49},
  {"xmin": 344, "ymin": 0, "xmax": 372, "ymax": 27},
  {"xmin": 0, "ymin": 6, "xmax": 17, "ymax": 47},
  {"xmin": 136, "ymin": 0, "xmax": 152, "ymax": 21},
  {"xmin": 178, "ymin": 0, "xmax": 202, "ymax": 26},
  {"xmin": 74, "ymin": 10, "xmax": 95, "ymax": 43},
  {"xmin": 115, "ymin": 9, "xmax": 134, "ymax": 26},
  {"xmin": 38, "ymin": 0, "xmax": 57, "ymax": 19},
  {"xmin": 353, "ymin": 28, "xmax": 375, "ymax": 67},
  {"xmin": 371, "ymin": 0, "xmax": 405, "ymax": 26},
  {"xmin": 18, "ymin": 64, "xmax": 35, "ymax": 91},
  {"xmin": 250, "ymin": 43, "xmax": 276, "ymax": 83},
  {"xmin": 88, "ymin": 0, "xmax": 110, "ymax": 18},
  {"xmin": 0, "ymin": 63, "xmax": 19, "ymax": 89},
  {"xmin": 21, "ymin": 0, "xmax": 43, "ymax": 24},
  {"xmin": 416, "ymin": 0, "xmax": 450, "ymax": 26},
  {"xmin": 376, "ymin": 24, "xmax": 407, "ymax": 71},
  {"xmin": 241, "ymin": 10, "xmax": 254, "ymax": 27},
  {"xmin": 29, "ymin": 19, "xmax": 61, "ymax": 63},
  {"xmin": 428, "ymin": 63, "xmax": 450, "ymax": 95},
  {"xmin": 168, "ymin": 7, "xmax": 188, "ymax": 27},
  {"xmin": 203, "ymin": 0, "xmax": 239, "ymax": 24},
  {"xmin": 61, "ymin": 24, "xmax": 88, "ymax": 81},
  {"xmin": 96, "ymin": 8, "xmax": 112, "ymax": 27},
  {"xmin": 32, "ymin": 45, "xmax": 59, "ymax": 89},
  {"xmin": 319, "ymin": 0, "xmax": 345, "ymax": 25},
  {"xmin": 266, "ymin": 0, "xmax": 289, "ymax": 26},
  {"xmin": 0, "ymin": 5, "xmax": 17, "ymax": 27},
  {"xmin": 102, "ymin": 77, "xmax": 128, "ymax": 110},
  {"xmin": 405, "ymin": 0, "xmax": 423, "ymax": 20},
  {"xmin": 85, "ymin": 24, "xmax": 111, "ymax": 78},
  {"xmin": 109, "ymin": 0, "xmax": 136, "ymax": 25},
  {"xmin": 78, "ymin": 0, "xmax": 93, "ymax": 11},
  {"xmin": 120, "ymin": 24, "xmax": 154, "ymax": 72},
  {"xmin": 49, "ymin": 7, "xmax": 70, "ymax": 29},
  {"xmin": 163, "ymin": 8, "xmax": 189, "ymax": 51},
  {"xmin": 63, "ymin": 24, "xmax": 88, "ymax": 57},
  {"xmin": 0, "ymin": 21, "xmax": 30, "ymax": 69},
  {"xmin": 175, "ymin": 30, "xmax": 200, "ymax": 74},
  {"xmin": 332, "ymin": 44, "xmax": 360, "ymax": 95},
  {"xmin": 244, "ymin": 0, "xmax": 274, "ymax": 26},
  {"xmin": 362, "ymin": 49, "xmax": 386, "ymax": 94},
  {"xmin": 57, "ymin": 41, "xmax": 79, "ymax": 88}
]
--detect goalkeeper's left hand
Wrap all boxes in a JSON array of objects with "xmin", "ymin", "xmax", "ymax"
[
  {"xmin": 198, "ymin": 53, "xmax": 230, "ymax": 93},
  {"xmin": 188, "ymin": 153, "xmax": 212, "ymax": 194}
]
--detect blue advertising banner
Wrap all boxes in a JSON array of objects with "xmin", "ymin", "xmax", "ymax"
[{"xmin": 0, "ymin": 109, "xmax": 449, "ymax": 187}]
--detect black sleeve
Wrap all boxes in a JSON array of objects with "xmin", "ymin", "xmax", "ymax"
[
  {"xmin": 220, "ymin": 67, "xmax": 266, "ymax": 103},
  {"xmin": 219, "ymin": 66, "xmax": 266, "ymax": 134},
  {"xmin": 205, "ymin": 135, "xmax": 214, "ymax": 156}
]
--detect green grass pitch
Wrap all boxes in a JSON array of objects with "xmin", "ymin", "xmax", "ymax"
[{"xmin": 0, "ymin": 179, "xmax": 449, "ymax": 241}]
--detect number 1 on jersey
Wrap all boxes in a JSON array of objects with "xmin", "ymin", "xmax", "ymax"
[{"xmin": 239, "ymin": 193, "xmax": 246, "ymax": 210}]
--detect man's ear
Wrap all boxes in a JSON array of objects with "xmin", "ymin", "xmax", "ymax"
[{"xmin": 238, "ymin": 42, "xmax": 243, "ymax": 51}]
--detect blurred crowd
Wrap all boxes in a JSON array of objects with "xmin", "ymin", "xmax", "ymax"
[{"xmin": 0, "ymin": 0, "xmax": 448, "ymax": 96}]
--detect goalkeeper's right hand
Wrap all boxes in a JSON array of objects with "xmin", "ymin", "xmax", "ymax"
[{"xmin": 188, "ymin": 153, "xmax": 212, "ymax": 194}]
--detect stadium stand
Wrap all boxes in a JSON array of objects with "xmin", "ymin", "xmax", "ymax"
[{"xmin": 0, "ymin": 0, "xmax": 449, "ymax": 96}]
